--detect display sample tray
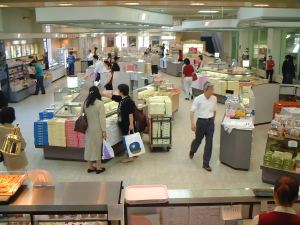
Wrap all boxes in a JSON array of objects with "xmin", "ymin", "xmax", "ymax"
[{"xmin": 126, "ymin": 185, "xmax": 169, "ymax": 204}]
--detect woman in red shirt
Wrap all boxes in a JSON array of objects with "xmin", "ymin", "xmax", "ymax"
[
  {"xmin": 182, "ymin": 58, "xmax": 195, "ymax": 100},
  {"xmin": 251, "ymin": 176, "xmax": 300, "ymax": 225},
  {"xmin": 266, "ymin": 55, "xmax": 275, "ymax": 83},
  {"xmin": 197, "ymin": 54, "xmax": 204, "ymax": 70},
  {"xmin": 178, "ymin": 50, "xmax": 183, "ymax": 62}
]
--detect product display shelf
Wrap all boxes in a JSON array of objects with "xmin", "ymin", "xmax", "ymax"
[
  {"xmin": 166, "ymin": 61, "xmax": 184, "ymax": 77},
  {"xmin": 124, "ymin": 188, "xmax": 300, "ymax": 225},
  {"xmin": 0, "ymin": 181, "xmax": 123, "ymax": 225}
]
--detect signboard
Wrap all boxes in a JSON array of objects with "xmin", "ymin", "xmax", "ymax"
[
  {"xmin": 68, "ymin": 47, "xmax": 77, "ymax": 51},
  {"xmin": 68, "ymin": 34, "xmax": 77, "ymax": 38}
]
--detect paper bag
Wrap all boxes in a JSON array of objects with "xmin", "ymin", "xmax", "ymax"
[
  {"xmin": 102, "ymin": 139, "xmax": 115, "ymax": 159},
  {"xmin": 122, "ymin": 132, "xmax": 146, "ymax": 157}
]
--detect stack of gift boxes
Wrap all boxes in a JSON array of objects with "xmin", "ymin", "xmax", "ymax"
[
  {"xmin": 39, "ymin": 110, "xmax": 54, "ymax": 120},
  {"xmin": 152, "ymin": 121, "xmax": 171, "ymax": 144},
  {"xmin": 34, "ymin": 121, "xmax": 48, "ymax": 146},
  {"xmin": 263, "ymin": 150, "xmax": 295, "ymax": 171},
  {"xmin": 106, "ymin": 114, "xmax": 122, "ymax": 146},
  {"xmin": 65, "ymin": 118, "xmax": 79, "ymax": 147},
  {"xmin": 147, "ymin": 96, "xmax": 172, "ymax": 116},
  {"xmin": 48, "ymin": 118, "xmax": 67, "ymax": 147}
]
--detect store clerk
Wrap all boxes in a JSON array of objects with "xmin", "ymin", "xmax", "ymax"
[
  {"xmin": 251, "ymin": 176, "xmax": 300, "ymax": 225},
  {"xmin": 86, "ymin": 50, "xmax": 94, "ymax": 67},
  {"xmin": 189, "ymin": 81, "xmax": 217, "ymax": 172},
  {"xmin": 112, "ymin": 56, "xmax": 121, "ymax": 72}
]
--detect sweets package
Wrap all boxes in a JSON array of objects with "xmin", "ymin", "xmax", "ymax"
[{"xmin": 269, "ymin": 114, "xmax": 300, "ymax": 138}]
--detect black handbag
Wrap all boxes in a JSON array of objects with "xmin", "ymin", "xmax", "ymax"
[{"xmin": 74, "ymin": 106, "xmax": 88, "ymax": 134}]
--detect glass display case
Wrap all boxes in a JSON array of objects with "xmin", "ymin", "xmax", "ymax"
[
  {"xmin": 26, "ymin": 44, "xmax": 30, "ymax": 55},
  {"xmin": 5, "ymin": 46, "xmax": 11, "ymax": 59}
]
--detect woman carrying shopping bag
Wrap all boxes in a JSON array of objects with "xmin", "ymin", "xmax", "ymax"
[
  {"xmin": 83, "ymin": 86, "xmax": 107, "ymax": 174},
  {"xmin": 101, "ymin": 84, "xmax": 137, "ymax": 163},
  {"xmin": 182, "ymin": 58, "xmax": 194, "ymax": 100}
]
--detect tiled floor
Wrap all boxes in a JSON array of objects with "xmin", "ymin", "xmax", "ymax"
[{"xmin": 0, "ymin": 71, "xmax": 273, "ymax": 190}]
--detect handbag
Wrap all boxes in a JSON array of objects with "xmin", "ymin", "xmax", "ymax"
[
  {"xmin": 122, "ymin": 132, "xmax": 146, "ymax": 157},
  {"xmin": 74, "ymin": 105, "xmax": 88, "ymax": 134},
  {"xmin": 192, "ymin": 73, "xmax": 198, "ymax": 81}
]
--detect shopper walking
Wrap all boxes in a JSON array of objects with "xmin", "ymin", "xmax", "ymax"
[
  {"xmin": 31, "ymin": 60, "xmax": 45, "ymax": 95},
  {"xmin": 112, "ymin": 56, "xmax": 121, "ymax": 72},
  {"xmin": 94, "ymin": 55, "xmax": 104, "ymax": 81},
  {"xmin": 100, "ymin": 84, "xmax": 136, "ymax": 163},
  {"xmin": 83, "ymin": 86, "xmax": 107, "ymax": 174},
  {"xmin": 282, "ymin": 55, "xmax": 296, "ymax": 84},
  {"xmin": 251, "ymin": 176, "xmax": 300, "ymax": 225},
  {"xmin": 189, "ymin": 81, "xmax": 217, "ymax": 172},
  {"xmin": 0, "ymin": 107, "xmax": 28, "ymax": 173},
  {"xmin": 161, "ymin": 43, "xmax": 165, "ymax": 58},
  {"xmin": 150, "ymin": 51, "xmax": 159, "ymax": 74},
  {"xmin": 86, "ymin": 50, "xmax": 94, "ymax": 67},
  {"xmin": 67, "ymin": 51, "xmax": 76, "ymax": 75},
  {"xmin": 182, "ymin": 58, "xmax": 194, "ymax": 100},
  {"xmin": 266, "ymin": 55, "xmax": 275, "ymax": 83},
  {"xmin": 0, "ymin": 90, "xmax": 8, "ymax": 110}
]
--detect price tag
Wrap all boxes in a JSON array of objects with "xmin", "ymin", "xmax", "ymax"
[{"xmin": 288, "ymin": 140, "xmax": 298, "ymax": 148}]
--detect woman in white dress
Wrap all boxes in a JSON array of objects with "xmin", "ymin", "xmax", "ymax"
[{"xmin": 84, "ymin": 86, "xmax": 107, "ymax": 174}]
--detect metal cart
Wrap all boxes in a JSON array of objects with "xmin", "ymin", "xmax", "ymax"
[{"xmin": 149, "ymin": 116, "xmax": 172, "ymax": 152}]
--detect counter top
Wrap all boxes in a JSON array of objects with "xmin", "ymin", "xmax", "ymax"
[{"xmin": 0, "ymin": 181, "xmax": 122, "ymax": 212}]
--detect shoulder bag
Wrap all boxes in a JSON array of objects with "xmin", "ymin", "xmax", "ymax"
[
  {"xmin": 74, "ymin": 105, "xmax": 88, "ymax": 134},
  {"xmin": 192, "ymin": 72, "xmax": 198, "ymax": 81}
]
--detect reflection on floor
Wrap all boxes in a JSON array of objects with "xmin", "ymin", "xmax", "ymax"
[{"xmin": 0, "ymin": 72, "xmax": 272, "ymax": 190}]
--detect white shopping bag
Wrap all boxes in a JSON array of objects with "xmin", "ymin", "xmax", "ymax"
[
  {"xmin": 122, "ymin": 132, "xmax": 146, "ymax": 157},
  {"xmin": 102, "ymin": 139, "xmax": 115, "ymax": 159}
]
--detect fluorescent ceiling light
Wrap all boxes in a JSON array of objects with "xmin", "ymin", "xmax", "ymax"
[
  {"xmin": 124, "ymin": 2, "xmax": 140, "ymax": 5},
  {"xmin": 254, "ymin": 4, "xmax": 269, "ymax": 7},
  {"xmin": 0, "ymin": 5, "xmax": 9, "ymax": 7},
  {"xmin": 59, "ymin": 3, "xmax": 73, "ymax": 6},
  {"xmin": 190, "ymin": 3, "xmax": 205, "ymax": 5},
  {"xmin": 198, "ymin": 11, "xmax": 219, "ymax": 13}
]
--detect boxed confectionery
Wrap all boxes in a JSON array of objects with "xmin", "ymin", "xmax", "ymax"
[
  {"xmin": 34, "ymin": 120, "xmax": 48, "ymax": 146},
  {"xmin": 39, "ymin": 110, "xmax": 54, "ymax": 120}
]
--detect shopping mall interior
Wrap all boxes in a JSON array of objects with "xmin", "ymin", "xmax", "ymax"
[{"xmin": 1, "ymin": 1, "xmax": 300, "ymax": 224}]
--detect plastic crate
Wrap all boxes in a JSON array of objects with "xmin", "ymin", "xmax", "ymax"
[{"xmin": 273, "ymin": 102, "xmax": 300, "ymax": 117}]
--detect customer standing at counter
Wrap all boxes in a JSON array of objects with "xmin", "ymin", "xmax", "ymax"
[
  {"xmin": 107, "ymin": 53, "xmax": 113, "ymax": 64},
  {"xmin": 150, "ymin": 51, "xmax": 159, "ymax": 74},
  {"xmin": 266, "ymin": 55, "xmax": 275, "ymax": 83},
  {"xmin": 83, "ymin": 86, "xmax": 107, "ymax": 174},
  {"xmin": 181, "ymin": 58, "xmax": 194, "ymax": 100},
  {"xmin": 31, "ymin": 60, "xmax": 45, "ymax": 95},
  {"xmin": 100, "ymin": 84, "xmax": 136, "ymax": 163},
  {"xmin": 197, "ymin": 54, "xmax": 204, "ymax": 71},
  {"xmin": 178, "ymin": 50, "xmax": 183, "ymax": 62},
  {"xmin": 251, "ymin": 176, "xmax": 300, "ymax": 225},
  {"xmin": 86, "ymin": 50, "xmax": 94, "ymax": 67},
  {"xmin": 0, "ymin": 107, "xmax": 28, "ymax": 173},
  {"xmin": 112, "ymin": 56, "xmax": 121, "ymax": 72},
  {"xmin": 67, "ymin": 51, "xmax": 75, "ymax": 75},
  {"xmin": 189, "ymin": 81, "xmax": 217, "ymax": 172},
  {"xmin": 94, "ymin": 55, "xmax": 104, "ymax": 82},
  {"xmin": 282, "ymin": 55, "xmax": 296, "ymax": 84}
]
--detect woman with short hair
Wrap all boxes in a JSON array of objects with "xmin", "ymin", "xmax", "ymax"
[{"xmin": 182, "ymin": 58, "xmax": 195, "ymax": 100}]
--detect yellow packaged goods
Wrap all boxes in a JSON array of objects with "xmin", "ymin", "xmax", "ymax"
[{"xmin": 264, "ymin": 151, "xmax": 273, "ymax": 162}]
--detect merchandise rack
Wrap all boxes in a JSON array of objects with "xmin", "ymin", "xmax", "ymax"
[{"xmin": 150, "ymin": 116, "xmax": 172, "ymax": 152}]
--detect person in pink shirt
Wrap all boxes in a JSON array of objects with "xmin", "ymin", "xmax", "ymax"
[{"xmin": 266, "ymin": 55, "xmax": 275, "ymax": 83}]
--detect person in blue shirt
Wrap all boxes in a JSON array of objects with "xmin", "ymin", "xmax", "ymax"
[
  {"xmin": 31, "ymin": 60, "xmax": 45, "ymax": 95},
  {"xmin": 67, "ymin": 51, "xmax": 75, "ymax": 75}
]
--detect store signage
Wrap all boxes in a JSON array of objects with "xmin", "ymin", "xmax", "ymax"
[
  {"xmin": 105, "ymin": 34, "xmax": 117, "ymax": 37},
  {"xmin": 12, "ymin": 41, "xmax": 20, "ymax": 44},
  {"xmin": 288, "ymin": 140, "xmax": 298, "ymax": 148},
  {"xmin": 68, "ymin": 34, "xmax": 77, "ymax": 38},
  {"xmin": 68, "ymin": 47, "xmax": 77, "ymax": 51}
]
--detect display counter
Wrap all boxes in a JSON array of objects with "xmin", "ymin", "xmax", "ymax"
[
  {"xmin": 34, "ymin": 78, "xmax": 123, "ymax": 162},
  {"xmin": 81, "ymin": 60, "xmax": 89, "ymax": 72},
  {"xmin": 124, "ymin": 188, "xmax": 300, "ymax": 225},
  {"xmin": 0, "ymin": 181, "xmax": 123, "ymax": 225},
  {"xmin": 166, "ymin": 61, "xmax": 184, "ymax": 77},
  {"xmin": 48, "ymin": 64, "xmax": 65, "ymax": 81}
]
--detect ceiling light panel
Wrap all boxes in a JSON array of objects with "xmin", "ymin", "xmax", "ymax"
[
  {"xmin": 190, "ymin": 3, "xmax": 205, "ymax": 5},
  {"xmin": 124, "ymin": 2, "xmax": 140, "ymax": 5},
  {"xmin": 254, "ymin": 4, "xmax": 269, "ymax": 7},
  {"xmin": 59, "ymin": 3, "xmax": 74, "ymax": 6},
  {"xmin": 198, "ymin": 11, "xmax": 219, "ymax": 13}
]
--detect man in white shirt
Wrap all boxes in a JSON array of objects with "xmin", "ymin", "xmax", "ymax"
[
  {"xmin": 189, "ymin": 81, "xmax": 217, "ymax": 172},
  {"xmin": 150, "ymin": 51, "xmax": 159, "ymax": 74},
  {"xmin": 86, "ymin": 50, "xmax": 94, "ymax": 66},
  {"xmin": 94, "ymin": 55, "xmax": 104, "ymax": 81}
]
